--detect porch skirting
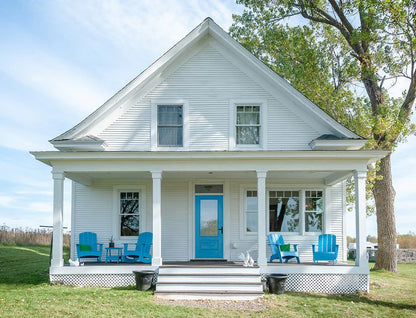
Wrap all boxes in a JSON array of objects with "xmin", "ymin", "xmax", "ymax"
[
  {"xmin": 268, "ymin": 273, "xmax": 369, "ymax": 294},
  {"xmin": 49, "ymin": 265, "xmax": 369, "ymax": 294},
  {"xmin": 50, "ymin": 273, "xmax": 136, "ymax": 287}
]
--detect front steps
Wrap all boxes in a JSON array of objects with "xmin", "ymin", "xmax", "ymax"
[{"xmin": 155, "ymin": 265, "xmax": 263, "ymax": 300}]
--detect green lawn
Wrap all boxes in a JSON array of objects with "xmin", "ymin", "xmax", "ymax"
[{"xmin": 0, "ymin": 245, "xmax": 415, "ymax": 317}]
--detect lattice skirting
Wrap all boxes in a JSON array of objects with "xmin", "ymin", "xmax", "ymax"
[
  {"xmin": 50, "ymin": 273, "xmax": 136, "ymax": 287},
  {"xmin": 262, "ymin": 273, "xmax": 368, "ymax": 294}
]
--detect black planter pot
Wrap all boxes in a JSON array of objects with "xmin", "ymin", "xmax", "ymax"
[
  {"xmin": 133, "ymin": 271, "xmax": 155, "ymax": 291},
  {"xmin": 109, "ymin": 242, "xmax": 115, "ymax": 248},
  {"xmin": 267, "ymin": 274, "xmax": 288, "ymax": 294}
]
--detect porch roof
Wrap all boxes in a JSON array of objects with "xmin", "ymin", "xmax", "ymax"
[{"xmin": 31, "ymin": 150, "xmax": 386, "ymax": 186}]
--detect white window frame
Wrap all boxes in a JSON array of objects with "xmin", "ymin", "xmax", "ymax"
[
  {"xmin": 112, "ymin": 185, "xmax": 146, "ymax": 241},
  {"xmin": 240, "ymin": 186, "xmax": 325, "ymax": 239},
  {"xmin": 267, "ymin": 189, "xmax": 301, "ymax": 235},
  {"xmin": 239, "ymin": 185, "xmax": 258, "ymax": 240},
  {"xmin": 304, "ymin": 189, "xmax": 325, "ymax": 233},
  {"xmin": 229, "ymin": 99, "xmax": 267, "ymax": 150},
  {"xmin": 151, "ymin": 99, "xmax": 189, "ymax": 151}
]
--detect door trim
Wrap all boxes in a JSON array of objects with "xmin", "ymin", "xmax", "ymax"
[{"xmin": 195, "ymin": 195, "xmax": 223, "ymax": 259}]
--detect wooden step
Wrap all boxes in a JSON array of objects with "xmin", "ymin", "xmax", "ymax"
[
  {"xmin": 155, "ymin": 266, "xmax": 264, "ymax": 300},
  {"xmin": 154, "ymin": 290, "xmax": 264, "ymax": 301}
]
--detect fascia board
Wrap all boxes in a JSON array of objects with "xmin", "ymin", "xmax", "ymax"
[
  {"xmin": 207, "ymin": 20, "xmax": 361, "ymax": 139},
  {"xmin": 309, "ymin": 139, "xmax": 368, "ymax": 150},
  {"xmin": 52, "ymin": 19, "xmax": 211, "ymax": 142},
  {"xmin": 31, "ymin": 150, "xmax": 388, "ymax": 162}
]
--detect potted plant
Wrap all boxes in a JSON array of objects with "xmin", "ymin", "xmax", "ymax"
[{"xmin": 109, "ymin": 236, "xmax": 115, "ymax": 248}]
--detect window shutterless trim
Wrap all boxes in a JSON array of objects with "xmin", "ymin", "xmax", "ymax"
[
  {"xmin": 151, "ymin": 99, "xmax": 189, "ymax": 151},
  {"xmin": 229, "ymin": 99, "xmax": 267, "ymax": 150}
]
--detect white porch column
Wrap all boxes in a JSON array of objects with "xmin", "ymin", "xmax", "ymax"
[
  {"xmin": 257, "ymin": 170, "xmax": 268, "ymax": 267},
  {"xmin": 354, "ymin": 170, "xmax": 368, "ymax": 268},
  {"xmin": 51, "ymin": 171, "xmax": 65, "ymax": 267},
  {"xmin": 151, "ymin": 171, "xmax": 162, "ymax": 266}
]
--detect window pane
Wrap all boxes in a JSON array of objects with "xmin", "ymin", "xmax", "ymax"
[
  {"xmin": 305, "ymin": 197, "xmax": 323, "ymax": 212},
  {"xmin": 158, "ymin": 105, "xmax": 182, "ymax": 125},
  {"xmin": 237, "ymin": 112, "xmax": 259, "ymax": 125},
  {"xmin": 305, "ymin": 212, "xmax": 322, "ymax": 232},
  {"xmin": 200, "ymin": 200, "xmax": 218, "ymax": 236},
  {"xmin": 236, "ymin": 126, "xmax": 259, "ymax": 144},
  {"xmin": 246, "ymin": 212, "xmax": 258, "ymax": 232},
  {"xmin": 269, "ymin": 192, "xmax": 299, "ymax": 232},
  {"xmin": 246, "ymin": 196, "xmax": 258, "ymax": 211},
  {"xmin": 158, "ymin": 126, "xmax": 183, "ymax": 146},
  {"xmin": 120, "ymin": 215, "xmax": 140, "ymax": 236},
  {"xmin": 120, "ymin": 199, "xmax": 139, "ymax": 215},
  {"xmin": 195, "ymin": 185, "xmax": 223, "ymax": 193}
]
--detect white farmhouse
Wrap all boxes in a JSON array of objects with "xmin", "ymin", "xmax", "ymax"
[{"xmin": 32, "ymin": 18, "xmax": 386, "ymax": 299}]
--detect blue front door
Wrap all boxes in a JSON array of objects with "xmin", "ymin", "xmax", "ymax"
[{"xmin": 195, "ymin": 195, "xmax": 223, "ymax": 259}]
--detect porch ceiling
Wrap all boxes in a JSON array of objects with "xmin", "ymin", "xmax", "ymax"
[{"xmin": 65, "ymin": 170, "xmax": 352, "ymax": 186}]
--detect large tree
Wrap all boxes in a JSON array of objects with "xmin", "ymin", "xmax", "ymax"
[{"xmin": 231, "ymin": 0, "xmax": 416, "ymax": 272}]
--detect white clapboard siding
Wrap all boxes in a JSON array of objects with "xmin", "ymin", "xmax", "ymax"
[
  {"xmin": 161, "ymin": 182, "xmax": 189, "ymax": 261},
  {"xmin": 72, "ymin": 182, "xmax": 113, "ymax": 249},
  {"xmin": 325, "ymin": 182, "xmax": 345, "ymax": 261},
  {"xmin": 97, "ymin": 39, "xmax": 328, "ymax": 151}
]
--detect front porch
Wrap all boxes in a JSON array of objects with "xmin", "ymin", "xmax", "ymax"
[{"xmin": 31, "ymin": 150, "xmax": 384, "ymax": 296}]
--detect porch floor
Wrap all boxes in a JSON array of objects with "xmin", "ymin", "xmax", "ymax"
[{"xmin": 80, "ymin": 260, "xmax": 352, "ymax": 267}]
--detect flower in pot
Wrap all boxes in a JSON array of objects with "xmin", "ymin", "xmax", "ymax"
[{"xmin": 109, "ymin": 236, "xmax": 115, "ymax": 248}]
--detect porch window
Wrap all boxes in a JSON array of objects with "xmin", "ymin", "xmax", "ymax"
[
  {"xmin": 269, "ymin": 191, "xmax": 299, "ymax": 232},
  {"xmin": 157, "ymin": 105, "xmax": 183, "ymax": 146},
  {"xmin": 236, "ymin": 105, "xmax": 260, "ymax": 145},
  {"xmin": 245, "ymin": 190, "xmax": 258, "ymax": 233},
  {"xmin": 119, "ymin": 191, "xmax": 140, "ymax": 236},
  {"xmin": 305, "ymin": 190, "xmax": 323, "ymax": 232}
]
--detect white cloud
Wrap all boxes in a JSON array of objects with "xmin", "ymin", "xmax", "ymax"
[
  {"xmin": 27, "ymin": 202, "xmax": 52, "ymax": 214},
  {"xmin": 46, "ymin": 0, "xmax": 237, "ymax": 59},
  {"xmin": 0, "ymin": 195, "xmax": 15, "ymax": 208},
  {"xmin": 0, "ymin": 44, "xmax": 108, "ymax": 115}
]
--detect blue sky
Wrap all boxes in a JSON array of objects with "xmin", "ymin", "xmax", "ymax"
[{"xmin": 0, "ymin": 0, "xmax": 414, "ymax": 237}]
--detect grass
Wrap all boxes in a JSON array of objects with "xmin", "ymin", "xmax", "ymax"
[{"xmin": 0, "ymin": 245, "xmax": 415, "ymax": 317}]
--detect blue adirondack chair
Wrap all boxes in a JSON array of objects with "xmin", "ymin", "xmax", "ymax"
[
  {"xmin": 123, "ymin": 232, "xmax": 153, "ymax": 263},
  {"xmin": 312, "ymin": 234, "xmax": 339, "ymax": 265},
  {"xmin": 76, "ymin": 232, "xmax": 103, "ymax": 262},
  {"xmin": 268, "ymin": 233, "xmax": 300, "ymax": 263}
]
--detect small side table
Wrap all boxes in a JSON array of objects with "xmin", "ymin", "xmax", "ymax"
[{"xmin": 105, "ymin": 247, "xmax": 123, "ymax": 263}]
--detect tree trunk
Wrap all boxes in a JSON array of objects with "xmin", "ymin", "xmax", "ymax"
[{"xmin": 372, "ymin": 154, "xmax": 398, "ymax": 272}]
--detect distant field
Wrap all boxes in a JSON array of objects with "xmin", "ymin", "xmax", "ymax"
[{"xmin": 0, "ymin": 245, "xmax": 415, "ymax": 317}]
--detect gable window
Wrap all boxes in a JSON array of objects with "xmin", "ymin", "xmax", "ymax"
[
  {"xmin": 157, "ymin": 105, "xmax": 183, "ymax": 147},
  {"xmin": 245, "ymin": 190, "xmax": 258, "ymax": 233},
  {"xmin": 269, "ymin": 191, "xmax": 299, "ymax": 232},
  {"xmin": 120, "ymin": 191, "xmax": 140, "ymax": 236},
  {"xmin": 236, "ymin": 105, "xmax": 260, "ymax": 145},
  {"xmin": 305, "ymin": 190, "xmax": 323, "ymax": 232}
]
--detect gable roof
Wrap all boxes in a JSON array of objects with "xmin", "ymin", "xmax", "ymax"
[{"xmin": 51, "ymin": 17, "xmax": 362, "ymax": 146}]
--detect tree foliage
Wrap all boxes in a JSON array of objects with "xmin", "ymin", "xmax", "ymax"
[{"xmin": 231, "ymin": 0, "xmax": 416, "ymax": 272}]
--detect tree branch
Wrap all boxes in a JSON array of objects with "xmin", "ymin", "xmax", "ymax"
[
  {"xmin": 328, "ymin": 0, "xmax": 355, "ymax": 35},
  {"xmin": 399, "ymin": 69, "xmax": 416, "ymax": 125}
]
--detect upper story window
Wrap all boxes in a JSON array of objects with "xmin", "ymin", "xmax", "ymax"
[
  {"xmin": 157, "ymin": 105, "xmax": 183, "ymax": 147},
  {"xmin": 236, "ymin": 105, "xmax": 260, "ymax": 145}
]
